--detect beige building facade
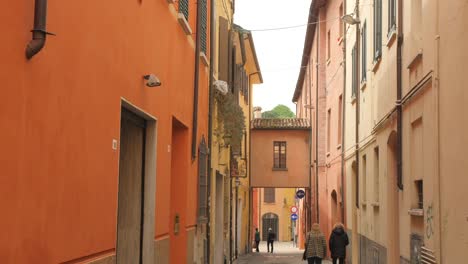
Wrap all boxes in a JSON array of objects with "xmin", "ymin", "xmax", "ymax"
[{"xmin": 344, "ymin": 0, "xmax": 468, "ymax": 263}]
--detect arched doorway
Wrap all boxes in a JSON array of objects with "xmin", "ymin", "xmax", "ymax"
[
  {"xmin": 331, "ymin": 190, "xmax": 339, "ymax": 227},
  {"xmin": 262, "ymin": 213, "xmax": 279, "ymax": 241},
  {"xmin": 387, "ymin": 131, "xmax": 400, "ymax": 264}
]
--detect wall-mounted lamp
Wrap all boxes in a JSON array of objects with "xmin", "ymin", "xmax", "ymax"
[
  {"xmin": 341, "ymin": 14, "xmax": 360, "ymax": 25},
  {"xmin": 143, "ymin": 74, "xmax": 162, "ymax": 87}
]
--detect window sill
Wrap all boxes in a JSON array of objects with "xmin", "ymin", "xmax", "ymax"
[
  {"xmin": 361, "ymin": 201, "xmax": 367, "ymax": 207},
  {"xmin": 200, "ymin": 52, "xmax": 209, "ymax": 67},
  {"xmin": 408, "ymin": 208, "xmax": 424, "ymax": 217},
  {"xmin": 371, "ymin": 202, "xmax": 380, "ymax": 207},
  {"xmin": 386, "ymin": 30, "xmax": 397, "ymax": 48},
  {"xmin": 272, "ymin": 168, "xmax": 288, "ymax": 171},
  {"xmin": 407, "ymin": 50, "xmax": 423, "ymax": 70},
  {"xmin": 177, "ymin": 13, "xmax": 192, "ymax": 35},
  {"xmin": 166, "ymin": 0, "xmax": 175, "ymax": 3},
  {"xmin": 372, "ymin": 56, "xmax": 382, "ymax": 73}
]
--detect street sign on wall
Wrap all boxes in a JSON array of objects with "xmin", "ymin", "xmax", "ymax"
[
  {"xmin": 291, "ymin": 213, "xmax": 298, "ymax": 221},
  {"xmin": 296, "ymin": 190, "xmax": 305, "ymax": 199},
  {"xmin": 290, "ymin": 206, "xmax": 298, "ymax": 214}
]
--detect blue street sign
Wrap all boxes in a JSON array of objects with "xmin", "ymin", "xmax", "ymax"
[
  {"xmin": 296, "ymin": 190, "xmax": 305, "ymax": 199},
  {"xmin": 291, "ymin": 213, "xmax": 298, "ymax": 221}
]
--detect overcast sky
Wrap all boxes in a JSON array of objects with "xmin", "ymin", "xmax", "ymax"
[{"xmin": 234, "ymin": 0, "xmax": 312, "ymax": 113}]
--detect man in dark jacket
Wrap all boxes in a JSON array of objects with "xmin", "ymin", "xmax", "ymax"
[
  {"xmin": 254, "ymin": 228, "xmax": 261, "ymax": 252},
  {"xmin": 329, "ymin": 223, "xmax": 349, "ymax": 264},
  {"xmin": 267, "ymin": 228, "xmax": 276, "ymax": 253}
]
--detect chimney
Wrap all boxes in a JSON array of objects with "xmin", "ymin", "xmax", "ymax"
[{"xmin": 253, "ymin": 106, "xmax": 262, "ymax": 119}]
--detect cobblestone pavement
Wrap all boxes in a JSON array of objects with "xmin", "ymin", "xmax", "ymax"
[{"xmin": 236, "ymin": 242, "xmax": 332, "ymax": 264}]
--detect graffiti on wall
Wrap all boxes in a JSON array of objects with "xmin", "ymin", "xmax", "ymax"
[{"xmin": 426, "ymin": 203, "xmax": 434, "ymax": 239}]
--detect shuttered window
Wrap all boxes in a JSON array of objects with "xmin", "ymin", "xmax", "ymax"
[
  {"xmin": 351, "ymin": 45, "xmax": 357, "ymax": 97},
  {"xmin": 374, "ymin": 0, "xmax": 382, "ymax": 60},
  {"xmin": 198, "ymin": 137, "xmax": 208, "ymax": 222},
  {"xmin": 361, "ymin": 22, "xmax": 367, "ymax": 82},
  {"xmin": 273, "ymin": 141, "xmax": 286, "ymax": 169},
  {"xmin": 179, "ymin": 0, "xmax": 189, "ymax": 21},
  {"xmin": 264, "ymin": 188, "xmax": 275, "ymax": 203},
  {"xmin": 200, "ymin": 0, "xmax": 207, "ymax": 54},
  {"xmin": 218, "ymin": 17, "xmax": 229, "ymax": 82},
  {"xmin": 388, "ymin": 0, "xmax": 396, "ymax": 33}
]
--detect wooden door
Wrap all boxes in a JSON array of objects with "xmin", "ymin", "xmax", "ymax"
[{"xmin": 116, "ymin": 108, "xmax": 146, "ymax": 264}]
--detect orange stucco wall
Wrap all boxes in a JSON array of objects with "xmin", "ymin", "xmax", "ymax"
[
  {"xmin": 0, "ymin": 1, "xmax": 210, "ymax": 263},
  {"xmin": 251, "ymin": 129, "xmax": 310, "ymax": 188}
]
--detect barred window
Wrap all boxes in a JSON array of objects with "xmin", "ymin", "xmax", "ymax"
[{"xmin": 264, "ymin": 188, "xmax": 275, "ymax": 203}]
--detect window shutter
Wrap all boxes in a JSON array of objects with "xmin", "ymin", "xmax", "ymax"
[
  {"xmin": 361, "ymin": 22, "xmax": 367, "ymax": 82},
  {"xmin": 264, "ymin": 188, "xmax": 275, "ymax": 203},
  {"xmin": 179, "ymin": 0, "xmax": 189, "ymax": 21},
  {"xmin": 219, "ymin": 17, "xmax": 229, "ymax": 82},
  {"xmin": 200, "ymin": 0, "xmax": 207, "ymax": 54},
  {"xmin": 198, "ymin": 137, "xmax": 208, "ymax": 222},
  {"xmin": 352, "ymin": 45, "xmax": 357, "ymax": 97},
  {"xmin": 374, "ymin": 0, "xmax": 382, "ymax": 59}
]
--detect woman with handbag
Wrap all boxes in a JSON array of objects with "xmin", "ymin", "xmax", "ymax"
[{"xmin": 303, "ymin": 223, "xmax": 327, "ymax": 264}]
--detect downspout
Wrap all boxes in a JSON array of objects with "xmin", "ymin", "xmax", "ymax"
[
  {"xmin": 354, "ymin": 0, "xmax": 361, "ymax": 260},
  {"xmin": 340, "ymin": 0, "xmax": 347, "ymax": 224},
  {"xmin": 248, "ymin": 72, "xmax": 258, "ymax": 253},
  {"xmin": 191, "ymin": 0, "xmax": 203, "ymax": 159},
  {"xmin": 26, "ymin": 0, "xmax": 54, "ymax": 59},
  {"xmin": 207, "ymin": 0, "xmax": 215, "ymax": 262},
  {"xmin": 315, "ymin": 16, "xmax": 320, "ymax": 223},
  {"xmin": 396, "ymin": 0, "xmax": 404, "ymax": 190},
  {"xmin": 308, "ymin": 58, "xmax": 313, "ymax": 232},
  {"xmin": 434, "ymin": 0, "xmax": 442, "ymax": 260}
]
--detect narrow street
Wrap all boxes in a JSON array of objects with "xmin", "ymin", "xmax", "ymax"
[{"xmin": 237, "ymin": 242, "xmax": 332, "ymax": 264}]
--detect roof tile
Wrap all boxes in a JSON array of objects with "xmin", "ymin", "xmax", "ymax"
[{"xmin": 251, "ymin": 118, "xmax": 311, "ymax": 130}]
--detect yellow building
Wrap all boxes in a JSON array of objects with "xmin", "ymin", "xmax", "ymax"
[
  {"xmin": 258, "ymin": 188, "xmax": 297, "ymax": 242},
  {"xmin": 208, "ymin": 2, "xmax": 262, "ymax": 263}
]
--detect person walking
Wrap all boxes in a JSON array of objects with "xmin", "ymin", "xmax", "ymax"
[
  {"xmin": 254, "ymin": 228, "xmax": 261, "ymax": 252},
  {"xmin": 329, "ymin": 223, "xmax": 349, "ymax": 264},
  {"xmin": 303, "ymin": 223, "xmax": 327, "ymax": 264},
  {"xmin": 267, "ymin": 228, "xmax": 276, "ymax": 253}
]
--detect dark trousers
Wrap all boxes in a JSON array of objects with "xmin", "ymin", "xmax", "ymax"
[
  {"xmin": 267, "ymin": 240, "xmax": 274, "ymax": 252},
  {"xmin": 307, "ymin": 257, "xmax": 322, "ymax": 264},
  {"xmin": 332, "ymin": 257, "xmax": 345, "ymax": 264},
  {"xmin": 255, "ymin": 240, "xmax": 260, "ymax": 252}
]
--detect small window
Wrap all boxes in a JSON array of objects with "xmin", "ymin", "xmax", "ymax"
[
  {"xmin": 264, "ymin": 188, "xmax": 275, "ymax": 203},
  {"xmin": 361, "ymin": 22, "xmax": 367, "ymax": 82},
  {"xmin": 327, "ymin": 109, "xmax": 331, "ymax": 151},
  {"xmin": 179, "ymin": 0, "xmax": 189, "ymax": 21},
  {"xmin": 351, "ymin": 45, "xmax": 357, "ymax": 97},
  {"xmin": 374, "ymin": 0, "xmax": 382, "ymax": 60},
  {"xmin": 388, "ymin": 0, "xmax": 396, "ymax": 34},
  {"xmin": 374, "ymin": 147, "xmax": 380, "ymax": 203},
  {"xmin": 273, "ymin": 141, "xmax": 287, "ymax": 169},
  {"xmin": 416, "ymin": 180, "xmax": 423, "ymax": 209},
  {"xmin": 198, "ymin": 137, "xmax": 208, "ymax": 222},
  {"xmin": 338, "ymin": 95, "xmax": 343, "ymax": 145}
]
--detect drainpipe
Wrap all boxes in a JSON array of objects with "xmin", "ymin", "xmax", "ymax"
[
  {"xmin": 207, "ymin": 0, "xmax": 215, "ymax": 262},
  {"xmin": 308, "ymin": 57, "xmax": 313, "ymax": 232},
  {"xmin": 26, "ymin": 0, "xmax": 54, "ymax": 59},
  {"xmin": 248, "ymin": 72, "xmax": 259, "ymax": 253},
  {"xmin": 396, "ymin": 0, "xmax": 404, "ymax": 191},
  {"xmin": 315, "ymin": 15, "xmax": 320, "ymax": 224},
  {"xmin": 191, "ymin": 0, "xmax": 203, "ymax": 159},
  {"xmin": 340, "ymin": 0, "xmax": 347, "ymax": 224}
]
